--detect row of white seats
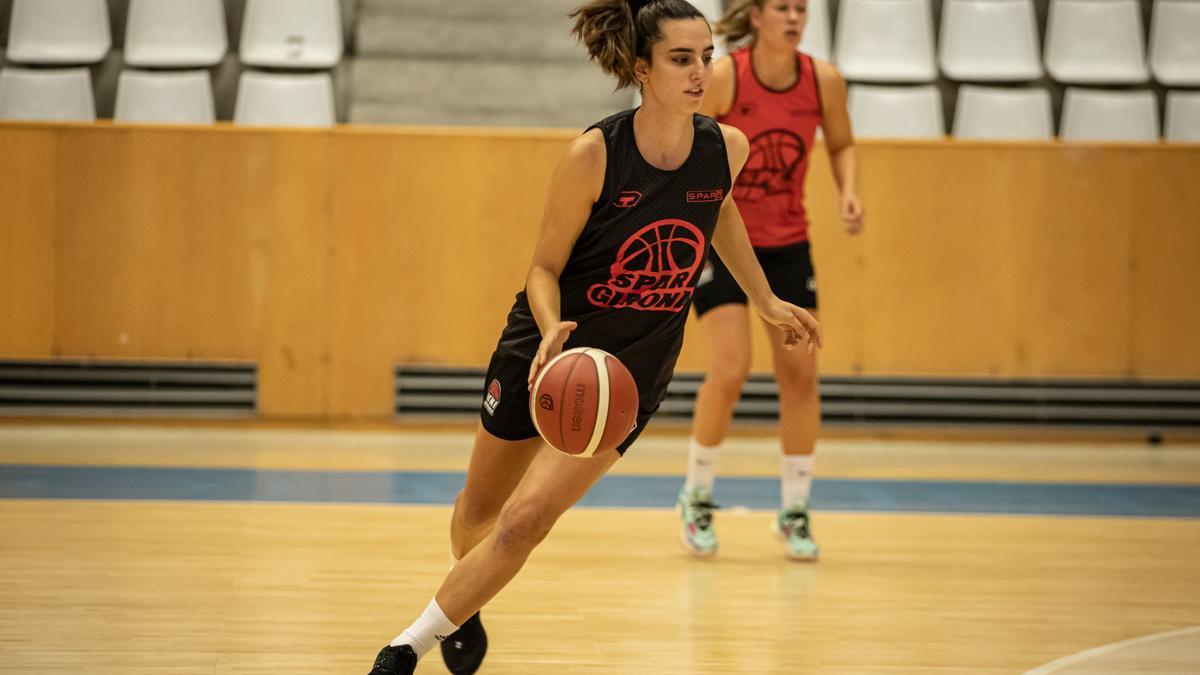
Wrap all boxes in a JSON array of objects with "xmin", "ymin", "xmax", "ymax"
[
  {"xmin": 0, "ymin": 67, "xmax": 335, "ymax": 126},
  {"xmin": 849, "ymin": 84, "xmax": 1200, "ymax": 142},
  {"xmin": 792, "ymin": 0, "xmax": 1199, "ymax": 86},
  {"xmin": 5, "ymin": 0, "xmax": 342, "ymax": 68}
]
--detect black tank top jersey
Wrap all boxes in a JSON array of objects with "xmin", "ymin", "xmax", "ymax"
[{"xmin": 494, "ymin": 108, "xmax": 732, "ymax": 413}]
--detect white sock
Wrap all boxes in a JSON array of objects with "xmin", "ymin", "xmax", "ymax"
[
  {"xmin": 684, "ymin": 437, "xmax": 721, "ymax": 496},
  {"xmin": 781, "ymin": 454, "xmax": 815, "ymax": 510},
  {"xmin": 388, "ymin": 598, "xmax": 460, "ymax": 657}
]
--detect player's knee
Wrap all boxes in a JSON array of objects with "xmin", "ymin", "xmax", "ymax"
[
  {"xmin": 707, "ymin": 354, "xmax": 750, "ymax": 396},
  {"xmin": 777, "ymin": 364, "xmax": 819, "ymax": 399},
  {"xmin": 455, "ymin": 489, "xmax": 502, "ymax": 530},
  {"xmin": 493, "ymin": 500, "xmax": 556, "ymax": 553}
]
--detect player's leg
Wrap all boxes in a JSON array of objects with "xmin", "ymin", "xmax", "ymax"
[
  {"xmin": 440, "ymin": 426, "xmax": 543, "ymax": 674},
  {"xmin": 450, "ymin": 425, "xmax": 544, "ymax": 561},
  {"xmin": 370, "ymin": 445, "xmax": 620, "ymax": 674},
  {"xmin": 438, "ymin": 352, "xmax": 546, "ymax": 674},
  {"xmin": 679, "ymin": 294, "xmax": 753, "ymax": 558},
  {"xmin": 760, "ymin": 243, "xmax": 821, "ymax": 561}
]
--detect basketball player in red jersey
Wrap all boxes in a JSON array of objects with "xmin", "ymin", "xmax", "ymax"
[
  {"xmin": 366, "ymin": 2, "xmax": 821, "ymax": 673},
  {"xmin": 676, "ymin": 0, "xmax": 864, "ymax": 562}
]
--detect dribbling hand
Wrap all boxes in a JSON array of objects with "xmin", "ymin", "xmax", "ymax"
[
  {"xmin": 527, "ymin": 320, "xmax": 578, "ymax": 390},
  {"xmin": 758, "ymin": 299, "xmax": 822, "ymax": 353}
]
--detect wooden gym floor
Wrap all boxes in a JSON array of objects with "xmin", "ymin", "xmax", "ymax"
[{"xmin": 1, "ymin": 422, "xmax": 1198, "ymax": 674}]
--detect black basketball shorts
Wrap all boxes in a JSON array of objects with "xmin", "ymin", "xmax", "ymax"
[
  {"xmin": 478, "ymin": 351, "xmax": 652, "ymax": 456},
  {"xmin": 693, "ymin": 241, "xmax": 818, "ymax": 316}
]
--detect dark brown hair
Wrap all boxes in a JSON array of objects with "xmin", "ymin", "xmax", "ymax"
[{"xmin": 570, "ymin": 0, "xmax": 708, "ymax": 90}]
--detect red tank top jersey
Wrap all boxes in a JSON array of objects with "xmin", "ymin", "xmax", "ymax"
[{"xmin": 717, "ymin": 48, "xmax": 823, "ymax": 247}]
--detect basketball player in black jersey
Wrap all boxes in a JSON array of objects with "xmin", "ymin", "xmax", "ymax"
[{"xmin": 367, "ymin": 2, "xmax": 821, "ymax": 673}]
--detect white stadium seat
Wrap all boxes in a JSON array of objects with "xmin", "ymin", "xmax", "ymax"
[
  {"xmin": 953, "ymin": 85, "xmax": 1053, "ymax": 140},
  {"xmin": 234, "ymin": 70, "xmax": 336, "ymax": 127},
  {"xmin": 0, "ymin": 66, "xmax": 96, "ymax": 121},
  {"xmin": 848, "ymin": 84, "xmax": 944, "ymax": 138},
  {"xmin": 5, "ymin": 0, "xmax": 110, "ymax": 64},
  {"xmin": 1060, "ymin": 87, "xmax": 1159, "ymax": 142},
  {"xmin": 1045, "ymin": 0, "xmax": 1149, "ymax": 84},
  {"xmin": 1164, "ymin": 90, "xmax": 1200, "ymax": 143},
  {"xmin": 124, "ymin": 0, "xmax": 228, "ymax": 68},
  {"xmin": 240, "ymin": 0, "xmax": 343, "ymax": 68},
  {"xmin": 939, "ymin": 0, "xmax": 1042, "ymax": 81},
  {"xmin": 835, "ymin": 0, "xmax": 937, "ymax": 82},
  {"xmin": 1149, "ymin": 0, "xmax": 1200, "ymax": 86},
  {"xmin": 115, "ymin": 70, "xmax": 216, "ymax": 124}
]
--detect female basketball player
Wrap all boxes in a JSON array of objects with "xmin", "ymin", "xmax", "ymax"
[
  {"xmin": 676, "ymin": 0, "xmax": 864, "ymax": 562},
  {"xmin": 367, "ymin": 1, "xmax": 821, "ymax": 673}
]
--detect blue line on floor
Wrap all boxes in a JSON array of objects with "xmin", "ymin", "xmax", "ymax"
[{"xmin": 1, "ymin": 465, "xmax": 1198, "ymax": 517}]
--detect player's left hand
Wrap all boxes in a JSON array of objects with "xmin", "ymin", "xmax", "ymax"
[
  {"xmin": 840, "ymin": 192, "xmax": 865, "ymax": 235},
  {"xmin": 758, "ymin": 298, "xmax": 822, "ymax": 353}
]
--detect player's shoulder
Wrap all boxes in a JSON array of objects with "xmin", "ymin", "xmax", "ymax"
[
  {"xmin": 717, "ymin": 123, "xmax": 749, "ymax": 155},
  {"xmin": 561, "ymin": 128, "xmax": 607, "ymax": 173},
  {"xmin": 811, "ymin": 57, "xmax": 846, "ymax": 87},
  {"xmin": 716, "ymin": 123, "xmax": 749, "ymax": 174},
  {"xmin": 713, "ymin": 53, "xmax": 737, "ymax": 78}
]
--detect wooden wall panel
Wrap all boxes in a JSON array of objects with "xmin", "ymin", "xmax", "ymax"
[
  {"xmin": 253, "ymin": 133, "xmax": 334, "ymax": 417},
  {"xmin": 1, "ymin": 122, "xmax": 1198, "ymax": 420},
  {"xmin": 1129, "ymin": 148, "xmax": 1200, "ymax": 379},
  {"xmin": 51, "ymin": 128, "xmax": 263, "ymax": 360},
  {"xmin": 328, "ymin": 130, "xmax": 573, "ymax": 416},
  {"xmin": 856, "ymin": 144, "xmax": 1015, "ymax": 376},
  {"xmin": 1005, "ymin": 147, "xmax": 1134, "ymax": 377},
  {"xmin": 0, "ymin": 129, "xmax": 57, "ymax": 356}
]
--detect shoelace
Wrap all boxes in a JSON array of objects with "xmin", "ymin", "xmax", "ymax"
[
  {"xmin": 782, "ymin": 510, "xmax": 811, "ymax": 538},
  {"xmin": 690, "ymin": 500, "xmax": 719, "ymax": 530},
  {"xmin": 373, "ymin": 647, "xmax": 409, "ymax": 672}
]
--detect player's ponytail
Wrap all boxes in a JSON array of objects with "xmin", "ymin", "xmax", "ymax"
[
  {"xmin": 714, "ymin": 0, "xmax": 763, "ymax": 47},
  {"xmin": 570, "ymin": 0, "xmax": 708, "ymax": 90}
]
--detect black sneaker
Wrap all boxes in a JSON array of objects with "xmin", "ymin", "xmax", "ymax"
[
  {"xmin": 368, "ymin": 644, "xmax": 417, "ymax": 675},
  {"xmin": 440, "ymin": 612, "xmax": 488, "ymax": 674}
]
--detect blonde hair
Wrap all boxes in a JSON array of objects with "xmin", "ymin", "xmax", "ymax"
[
  {"xmin": 571, "ymin": 0, "xmax": 708, "ymax": 90},
  {"xmin": 714, "ymin": 0, "xmax": 765, "ymax": 47}
]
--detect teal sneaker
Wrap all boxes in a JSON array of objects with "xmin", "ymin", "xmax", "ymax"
[
  {"xmin": 677, "ymin": 486, "xmax": 718, "ymax": 558},
  {"xmin": 773, "ymin": 505, "xmax": 819, "ymax": 561}
]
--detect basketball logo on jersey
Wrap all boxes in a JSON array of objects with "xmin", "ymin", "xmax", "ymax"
[
  {"xmin": 483, "ymin": 379, "xmax": 501, "ymax": 415},
  {"xmin": 587, "ymin": 219, "xmax": 705, "ymax": 312},
  {"xmin": 736, "ymin": 129, "xmax": 806, "ymax": 203},
  {"xmin": 614, "ymin": 191, "xmax": 642, "ymax": 208}
]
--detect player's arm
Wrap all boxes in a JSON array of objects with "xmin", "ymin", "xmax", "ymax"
[
  {"xmin": 524, "ymin": 129, "xmax": 606, "ymax": 386},
  {"xmin": 698, "ymin": 55, "xmax": 735, "ymax": 119},
  {"xmin": 815, "ymin": 58, "xmax": 864, "ymax": 235},
  {"xmin": 711, "ymin": 125, "xmax": 822, "ymax": 351}
]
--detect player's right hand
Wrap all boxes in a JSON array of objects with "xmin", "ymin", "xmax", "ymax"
[{"xmin": 528, "ymin": 321, "xmax": 578, "ymax": 390}]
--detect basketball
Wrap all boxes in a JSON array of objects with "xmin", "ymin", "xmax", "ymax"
[{"xmin": 529, "ymin": 347, "xmax": 639, "ymax": 457}]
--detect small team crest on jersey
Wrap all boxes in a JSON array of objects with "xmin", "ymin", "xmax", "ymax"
[
  {"xmin": 483, "ymin": 379, "xmax": 501, "ymax": 415},
  {"xmin": 686, "ymin": 189, "xmax": 724, "ymax": 203},
  {"xmin": 806, "ymin": 276, "xmax": 817, "ymax": 292},
  {"xmin": 614, "ymin": 191, "xmax": 642, "ymax": 208}
]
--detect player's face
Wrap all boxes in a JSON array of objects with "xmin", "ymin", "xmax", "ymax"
[
  {"xmin": 640, "ymin": 17, "xmax": 714, "ymax": 114},
  {"xmin": 751, "ymin": 1, "xmax": 808, "ymax": 49}
]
